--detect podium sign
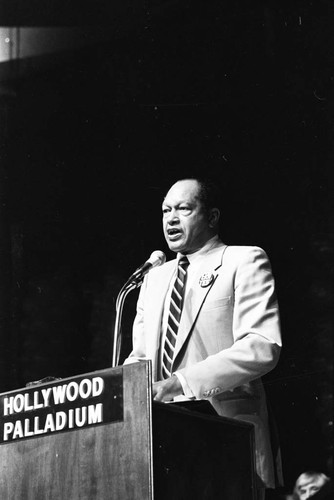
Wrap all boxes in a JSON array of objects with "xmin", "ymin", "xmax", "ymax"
[
  {"xmin": 0, "ymin": 372, "xmax": 123, "ymax": 443},
  {"xmin": 0, "ymin": 361, "xmax": 256, "ymax": 499},
  {"xmin": 0, "ymin": 363, "xmax": 154, "ymax": 499}
]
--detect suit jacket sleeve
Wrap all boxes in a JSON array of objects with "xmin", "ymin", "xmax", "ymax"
[{"xmin": 177, "ymin": 246, "xmax": 282, "ymax": 399}]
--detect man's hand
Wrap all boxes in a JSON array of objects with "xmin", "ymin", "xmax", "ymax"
[{"xmin": 153, "ymin": 375, "xmax": 183, "ymax": 402}]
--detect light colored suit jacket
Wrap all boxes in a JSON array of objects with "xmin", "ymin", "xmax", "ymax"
[{"xmin": 125, "ymin": 241, "xmax": 282, "ymax": 488}]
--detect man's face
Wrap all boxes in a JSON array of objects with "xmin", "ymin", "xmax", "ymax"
[
  {"xmin": 162, "ymin": 179, "xmax": 216, "ymax": 254},
  {"xmin": 298, "ymin": 477, "xmax": 326, "ymax": 499}
]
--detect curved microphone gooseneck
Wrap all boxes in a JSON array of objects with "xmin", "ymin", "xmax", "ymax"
[{"xmin": 111, "ymin": 251, "xmax": 166, "ymax": 367}]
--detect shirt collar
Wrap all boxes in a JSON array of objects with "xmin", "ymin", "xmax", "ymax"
[{"xmin": 177, "ymin": 235, "xmax": 219, "ymax": 264}]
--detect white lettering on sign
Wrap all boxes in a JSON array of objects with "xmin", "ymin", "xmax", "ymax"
[
  {"xmin": 0, "ymin": 374, "xmax": 113, "ymax": 443},
  {"xmin": 3, "ymin": 377, "xmax": 105, "ymax": 416},
  {"xmin": 52, "ymin": 385, "xmax": 67, "ymax": 405},
  {"xmin": 41, "ymin": 388, "xmax": 52, "ymax": 407},
  {"xmin": 3, "ymin": 404, "xmax": 103, "ymax": 441}
]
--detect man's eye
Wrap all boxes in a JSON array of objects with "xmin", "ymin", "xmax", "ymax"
[
  {"xmin": 180, "ymin": 206, "xmax": 191, "ymax": 212},
  {"xmin": 162, "ymin": 207, "xmax": 170, "ymax": 214}
]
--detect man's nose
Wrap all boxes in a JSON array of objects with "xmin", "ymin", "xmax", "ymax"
[{"xmin": 167, "ymin": 210, "xmax": 179, "ymax": 223}]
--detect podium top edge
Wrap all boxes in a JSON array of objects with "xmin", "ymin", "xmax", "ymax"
[{"xmin": 1, "ymin": 360, "xmax": 152, "ymax": 396}]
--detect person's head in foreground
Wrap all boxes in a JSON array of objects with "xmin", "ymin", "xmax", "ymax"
[{"xmin": 293, "ymin": 471, "xmax": 330, "ymax": 500}]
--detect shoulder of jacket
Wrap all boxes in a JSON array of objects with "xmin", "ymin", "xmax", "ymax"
[
  {"xmin": 224, "ymin": 245, "xmax": 268, "ymax": 262},
  {"xmin": 225, "ymin": 244, "xmax": 265, "ymax": 254}
]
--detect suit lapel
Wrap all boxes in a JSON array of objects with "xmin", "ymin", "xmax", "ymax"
[{"xmin": 173, "ymin": 244, "xmax": 227, "ymax": 364}]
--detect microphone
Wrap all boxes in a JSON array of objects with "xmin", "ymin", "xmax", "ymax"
[{"xmin": 127, "ymin": 250, "xmax": 166, "ymax": 284}]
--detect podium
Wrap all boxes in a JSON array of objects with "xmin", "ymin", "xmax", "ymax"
[{"xmin": 0, "ymin": 361, "xmax": 256, "ymax": 499}]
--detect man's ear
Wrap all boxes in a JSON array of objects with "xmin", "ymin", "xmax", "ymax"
[{"xmin": 208, "ymin": 208, "xmax": 220, "ymax": 228}]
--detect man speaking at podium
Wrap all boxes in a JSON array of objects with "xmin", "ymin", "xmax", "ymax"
[{"xmin": 124, "ymin": 178, "xmax": 282, "ymax": 498}]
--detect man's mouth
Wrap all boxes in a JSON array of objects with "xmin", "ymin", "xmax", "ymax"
[{"xmin": 167, "ymin": 228, "xmax": 183, "ymax": 240}]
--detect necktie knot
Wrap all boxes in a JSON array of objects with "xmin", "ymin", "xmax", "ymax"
[{"xmin": 178, "ymin": 256, "xmax": 189, "ymax": 271}]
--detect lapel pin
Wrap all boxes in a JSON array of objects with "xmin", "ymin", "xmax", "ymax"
[{"xmin": 199, "ymin": 273, "xmax": 214, "ymax": 288}]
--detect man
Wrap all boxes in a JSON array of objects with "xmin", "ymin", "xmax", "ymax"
[
  {"xmin": 291, "ymin": 472, "xmax": 331, "ymax": 500},
  {"xmin": 124, "ymin": 178, "xmax": 282, "ymax": 496}
]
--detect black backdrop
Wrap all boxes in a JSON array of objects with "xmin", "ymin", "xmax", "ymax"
[{"xmin": 0, "ymin": 0, "xmax": 332, "ymax": 492}]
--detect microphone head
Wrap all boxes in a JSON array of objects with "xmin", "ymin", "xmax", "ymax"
[{"xmin": 148, "ymin": 250, "xmax": 166, "ymax": 268}]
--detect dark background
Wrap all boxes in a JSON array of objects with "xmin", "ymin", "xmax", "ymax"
[{"xmin": 0, "ymin": 0, "xmax": 332, "ymax": 493}]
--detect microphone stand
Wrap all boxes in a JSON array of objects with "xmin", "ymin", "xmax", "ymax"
[{"xmin": 112, "ymin": 277, "xmax": 143, "ymax": 368}]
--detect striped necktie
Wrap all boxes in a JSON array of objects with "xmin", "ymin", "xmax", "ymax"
[{"xmin": 162, "ymin": 256, "xmax": 189, "ymax": 379}]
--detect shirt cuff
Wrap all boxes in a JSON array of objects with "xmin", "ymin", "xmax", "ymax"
[{"xmin": 173, "ymin": 371, "xmax": 195, "ymax": 399}]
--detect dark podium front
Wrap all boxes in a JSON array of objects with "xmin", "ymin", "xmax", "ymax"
[{"xmin": 0, "ymin": 361, "xmax": 256, "ymax": 499}]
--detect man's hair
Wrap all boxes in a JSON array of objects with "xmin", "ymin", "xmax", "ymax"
[{"xmin": 293, "ymin": 471, "xmax": 330, "ymax": 499}]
